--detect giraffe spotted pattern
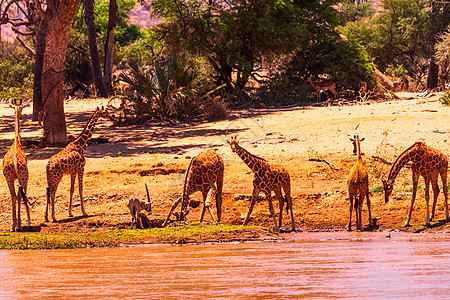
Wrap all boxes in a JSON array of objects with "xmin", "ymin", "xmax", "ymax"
[
  {"xmin": 383, "ymin": 141, "xmax": 449, "ymax": 226},
  {"xmin": 229, "ymin": 136, "xmax": 295, "ymax": 232},
  {"xmin": 163, "ymin": 149, "xmax": 224, "ymax": 226},
  {"xmin": 45, "ymin": 107, "xmax": 114, "ymax": 222},
  {"xmin": 2, "ymin": 100, "xmax": 32, "ymax": 231}
]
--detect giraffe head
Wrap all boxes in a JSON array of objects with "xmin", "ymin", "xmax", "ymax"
[
  {"xmin": 229, "ymin": 136, "xmax": 238, "ymax": 153},
  {"xmin": 349, "ymin": 135, "xmax": 365, "ymax": 155},
  {"xmin": 97, "ymin": 106, "xmax": 116, "ymax": 121},
  {"xmin": 9, "ymin": 98, "xmax": 31, "ymax": 121},
  {"xmin": 382, "ymin": 179, "xmax": 394, "ymax": 203}
]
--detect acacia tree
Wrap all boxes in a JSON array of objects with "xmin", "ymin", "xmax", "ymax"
[{"xmin": 150, "ymin": 0, "xmax": 338, "ymax": 90}]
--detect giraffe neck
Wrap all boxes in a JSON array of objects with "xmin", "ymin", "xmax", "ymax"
[
  {"xmin": 14, "ymin": 110, "xmax": 21, "ymax": 145},
  {"xmin": 234, "ymin": 143, "xmax": 266, "ymax": 174},
  {"xmin": 356, "ymin": 139, "xmax": 362, "ymax": 161},
  {"xmin": 388, "ymin": 149, "xmax": 414, "ymax": 183},
  {"xmin": 73, "ymin": 110, "xmax": 100, "ymax": 154}
]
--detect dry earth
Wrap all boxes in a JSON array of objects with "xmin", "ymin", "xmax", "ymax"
[{"xmin": 1, "ymin": 92, "xmax": 450, "ymax": 235}]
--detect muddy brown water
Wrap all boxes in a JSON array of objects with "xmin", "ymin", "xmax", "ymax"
[{"xmin": 0, "ymin": 232, "xmax": 449, "ymax": 299}]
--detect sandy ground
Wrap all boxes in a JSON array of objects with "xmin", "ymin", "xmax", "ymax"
[{"xmin": 1, "ymin": 92, "xmax": 450, "ymax": 234}]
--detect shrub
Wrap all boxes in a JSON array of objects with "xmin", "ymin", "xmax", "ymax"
[
  {"xmin": 119, "ymin": 54, "xmax": 223, "ymax": 122},
  {"xmin": 202, "ymin": 98, "xmax": 228, "ymax": 121},
  {"xmin": 440, "ymin": 91, "xmax": 450, "ymax": 106},
  {"xmin": 0, "ymin": 43, "xmax": 34, "ymax": 99}
]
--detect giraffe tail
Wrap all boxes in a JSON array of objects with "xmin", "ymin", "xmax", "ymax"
[{"xmin": 18, "ymin": 186, "xmax": 30, "ymax": 210}]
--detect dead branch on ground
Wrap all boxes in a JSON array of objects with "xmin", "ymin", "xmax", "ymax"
[{"xmin": 309, "ymin": 158, "xmax": 340, "ymax": 170}]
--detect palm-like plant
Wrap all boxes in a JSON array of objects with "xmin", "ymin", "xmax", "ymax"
[{"xmin": 119, "ymin": 54, "xmax": 215, "ymax": 121}]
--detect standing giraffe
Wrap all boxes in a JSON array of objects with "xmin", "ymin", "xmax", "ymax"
[
  {"xmin": 45, "ymin": 106, "xmax": 114, "ymax": 222},
  {"xmin": 229, "ymin": 136, "xmax": 295, "ymax": 232},
  {"xmin": 2, "ymin": 99, "xmax": 32, "ymax": 231},
  {"xmin": 347, "ymin": 135, "xmax": 372, "ymax": 231},
  {"xmin": 383, "ymin": 142, "xmax": 449, "ymax": 226},
  {"xmin": 162, "ymin": 149, "xmax": 224, "ymax": 227}
]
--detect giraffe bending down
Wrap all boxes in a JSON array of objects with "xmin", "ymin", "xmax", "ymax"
[
  {"xmin": 347, "ymin": 135, "xmax": 372, "ymax": 231},
  {"xmin": 229, "ymin": 136, "xmax": 295, "ymax": 232},
  {"xmin": 383, "ymin": 142, "xmax": 449, "ymax": 226},
  {"xmin": 45, "ymin": 107, "xmax": 115, "ymax": 222},
  {"xmin": 2, "ymin": 99, "xmax": 32, "ymax": 231},
  {"xmin": 162, "ymin": 149, "xmax": 224, "ymax": 227}
]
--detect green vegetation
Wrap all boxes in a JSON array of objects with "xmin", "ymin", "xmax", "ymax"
[
  {"xmin": 118, "ymin": 54, "xmax": 225, "ymax": 121},
  {"xmin": 1, "ymin": 1, "xmax": 449, "ymax": 118},
  {"xmin": 0, "ymin": 224, "xmax": 272, "ymax": 250},
  {"xmin": 370, "ymin": 186, "xmax": 384, "ymax": 193},
  {"xmin": 0, "ymin": 42, "xmax": 34, "ymax": 100}
]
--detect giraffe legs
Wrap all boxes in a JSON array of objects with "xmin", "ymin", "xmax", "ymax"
[
  {"xmin": 405, "ymin": 172, "xmax": 419, "ymax": 226},
  {"xmin": 430, "ymin": 174, "xmax": 439, "ymax": 222},
  {"xmin": 264, "ymin": 190, "xmax": 279, "ymax": 233},
  {"xmin": 424, "ymin": 180, "xmax": 431, "ymax": 226},
  {"xmin": 162, "ymin": 197, "xmax": 182, "ymax": 227},
  {"xmin": 274, "ymin": 187, "xmax": 284, "ymax": 228},
  {"xmin": 441, "ymin": 171, "xmax": 450, "ymax": 221},
  {"xmin": 243, "ymin": 187, "xmax": 260, "ymax": 226},
  {"xmin": 69, "ymin": 174, "xmax": 76, "ymax": 217},
  {"xmin": 366, "ymin": 190, "xmax": 373, "ymax": 228},
  {"xmin": 78, "ymin": 171, "xmax": 88, "ymax": 217},
  {"xmin": 356, "ymin": 193, "xmax": 363, "ymax": 231},
  {"xmin": 7, "ymin": 181, "xmax": 18, "ymax": 232},
  {"xmin": 348, "ymin": 193, "xmax": 353, "ymax": 231},
  {"xmin": 282, "ymin": 184, "xmax": 295, "ymax": 231},
  {"xmin": 215, "ymin": 175, "xmax": 224, "ymax": 222},
  {"xmin": 200, "ymin": 188, "xmax": 216, "ymax": 223}
]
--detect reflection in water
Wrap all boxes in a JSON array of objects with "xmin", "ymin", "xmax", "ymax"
[{"xmin": 0, "ymin": 232, "xmax": 449, "ymax": 299}]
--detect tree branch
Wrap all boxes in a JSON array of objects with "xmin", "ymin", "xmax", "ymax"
[
  {"xmin": 33, "ymin": 0, "xmax": 49, "ymax": 22},
  {"xmin": 309, "ymin": 158, "xmax": 340, "ymax": 170},
  {"xmin": 16, "ymin": 36, "xmax": 35, "ymax": 57}
]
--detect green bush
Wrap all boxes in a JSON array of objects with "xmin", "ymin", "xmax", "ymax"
[
  {"xmin": 0, "ymin": 45, "xmax": 34, "ymax": 99},
  {"xmin": 119, "ymin": 54, "xmax": 222, "ymax": 121},
  {"xmin": 256, "ymin": 37, "xmax": 375, "ymax": 105},
  {"xmin": 255, "ymin": 74, "xmax": 312, "ymax": 107},
  {"xmin": 440, "ymin": 91, "xmax": 450, "ymax": 106}
]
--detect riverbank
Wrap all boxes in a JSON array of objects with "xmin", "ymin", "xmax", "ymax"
[{"xmin": 1, "ymin": 92, "xmax": 450, "ymax": 249}]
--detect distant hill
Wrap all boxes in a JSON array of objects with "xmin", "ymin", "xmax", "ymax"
[{"xmin": 129, "ymin": 3, "xmax": 160, "ymax": 29}]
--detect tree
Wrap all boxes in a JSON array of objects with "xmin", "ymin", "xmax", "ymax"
[
  {"xmin": 36, "ymin": 0, "xmax": 81, "ymax": 145},
  {"xmin": 83, "ymin": 0, "xmax": 108, "ymax": 97},
  {"xmin": 104, "ymin": 0, "xmax": 117, "ymax": 88},
  {"xmin": 150, "ymin": 0, "xmax": 339, "ymax": 90}
]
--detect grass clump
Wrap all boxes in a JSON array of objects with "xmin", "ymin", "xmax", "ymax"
[{"xmin": 0, "ymin": 224, "xmax": 273, "ymax": 250}]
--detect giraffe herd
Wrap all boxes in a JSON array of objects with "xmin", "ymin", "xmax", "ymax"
[{"xmin": 1, "ymin": 100, "xmax": 450, "ymax": 232}]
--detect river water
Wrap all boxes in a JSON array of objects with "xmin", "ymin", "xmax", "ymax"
[{"xmin": 0, "ymin": 232, "xmax": 449, "ymax": 299}]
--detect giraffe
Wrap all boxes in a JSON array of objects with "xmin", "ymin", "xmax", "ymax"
[
  {"xmin": 162, "ymin": 149, "xmax": 224, "ymax": 227},
  {"xmin": 382, "ymin": 142, "xmax": 449, "ymax": 226},
  {"xmin": 2, "ymin": 99, "xmax": 32, "ymax": 231},
  {"xmin": 229, "ymin": 136, "xmax": 295, "ymax": 232},
  {"xmin": 45, "ymin": 106, "xmax": 115, "ymax": 222},
  {"xmin": 347, "ymin": 135, "xmax": 372, "ymax": 231}
]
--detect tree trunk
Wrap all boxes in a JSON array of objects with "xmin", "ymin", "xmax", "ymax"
[
  {"xmin": 41, "ymin": 1, "xmax": 80, "ymax": 146},
  {"xmin": 104, "ymin": 0, "xmax": 117, "ymax": 89},
  {"xmin": 83, "ymin": 0, "xmax": 108, "ymax": 98},
  {"xmin": 427, "ymin": 58, "xmax": 439, "ymax": 90},
  {"xmin": 32, "ymin": 14, "xmax": 47, "ymax": 121}
]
